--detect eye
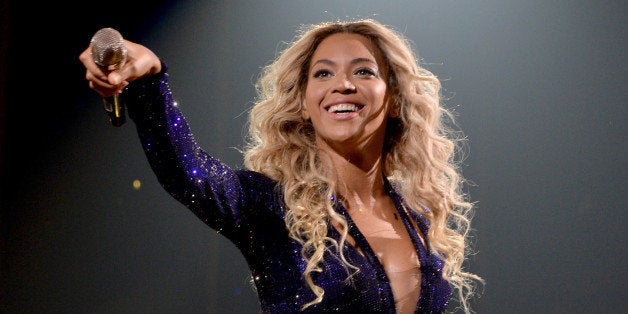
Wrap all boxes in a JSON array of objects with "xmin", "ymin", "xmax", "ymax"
[
  {"xmin": 355, "ymin": 67, "xmax": 378, "ymax": 77},
  {"xmin": 312, "ymin": 69, "xmax": 333, "ymax": 78}
]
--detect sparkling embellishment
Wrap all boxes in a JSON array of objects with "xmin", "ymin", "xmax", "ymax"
[{"xmin": 123, "ymin": 64, "xmax": 452, "ymax": 313}]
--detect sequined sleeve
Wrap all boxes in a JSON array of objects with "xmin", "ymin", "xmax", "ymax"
[
  {"xmin": 120, "ymin": 66, "xmax": 454, "ymax": 313},
  {"xmin": 124, "ymin": 65, "xmax": 257, "ymax": 239}
]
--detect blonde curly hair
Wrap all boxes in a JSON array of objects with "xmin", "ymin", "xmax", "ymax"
[{"xmin": 244, "ymin": 19, "xmax": 482, "ymax": 312}]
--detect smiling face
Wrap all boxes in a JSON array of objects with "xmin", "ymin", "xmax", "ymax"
[{"xmin": 302, "ymin": 32, "xmax": 392, "ymax": 155}]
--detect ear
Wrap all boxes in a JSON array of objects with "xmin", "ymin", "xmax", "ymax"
[{"xmin": 301, "ymin": 103, "xmax": 311, "ymax": 120}]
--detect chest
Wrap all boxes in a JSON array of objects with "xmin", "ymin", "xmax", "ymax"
[{"xmin": 344, "ymin": 205, "xmax": 425, "ymax": 313}]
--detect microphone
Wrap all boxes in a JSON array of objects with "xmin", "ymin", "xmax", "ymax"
[{"xmin": 91, "ymin": 27, "xmax": 127, "ymax": 127}]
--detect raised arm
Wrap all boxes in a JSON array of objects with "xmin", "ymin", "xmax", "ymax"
[{"xmin": 79, "ymin": 38, "xmax": 250, "ymax": 239}]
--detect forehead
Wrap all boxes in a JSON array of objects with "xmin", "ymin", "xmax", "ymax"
[{"xmin": 311, "ymin": 33, "xmax": 383, "ymax": 65}]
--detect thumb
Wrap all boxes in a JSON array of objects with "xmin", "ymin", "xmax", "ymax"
[{"xmin": 108, "ymin": 71, "xmax": 123, "ymax": 86}]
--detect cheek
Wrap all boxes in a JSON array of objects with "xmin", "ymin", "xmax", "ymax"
[
  {"xmin": 302, "ymin": 85, "xmax": 322, "ymax": 120},
  {"xmin": 375, "ymin": 84, "xmax": 388, "ymax": 101},
  {"xmin": 368, "ymin": 84, "xmax": 389, "ymax": 111}
]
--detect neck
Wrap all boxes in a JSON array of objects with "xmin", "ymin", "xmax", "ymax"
[
  {"xmin": 315, "ymin": 132, "xmax": 388, "ymax": 213},
  {"xmin": 325, "ymin": 149, "xmax": 387, "ymax": 214}
]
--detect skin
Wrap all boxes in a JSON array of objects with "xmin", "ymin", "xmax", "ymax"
[
  {"xmin": 303, "ymin": 33, "xmax": 391, "ymax": 169},
  {"xmin": 303, "ymin": 33, "xmax": 421, "ymax": 313},
  {"xmin": 80, "ymin": 33, "xmax": 422, "ymax": 312},
  {"xmin": 303, "ymin": 33, "xmax": 393, "ymax": 213},
  {"xmin": 79, "ymin": 40, "xmax": 161, "ymax": 98}
]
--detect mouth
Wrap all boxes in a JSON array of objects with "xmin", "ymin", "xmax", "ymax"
[{"xmin": 325, "ymin": 103, "xmax": 364, "ymax": 114}]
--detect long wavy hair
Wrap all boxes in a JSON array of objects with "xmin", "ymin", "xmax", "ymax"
[{"xmin": 244, "ymin": 19, "xmax": 482, "ymax": 312}]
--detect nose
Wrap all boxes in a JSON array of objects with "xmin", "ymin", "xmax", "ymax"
[{"xmin": 333, "ymin": 74, "xmax": 356, "ymax": 94}]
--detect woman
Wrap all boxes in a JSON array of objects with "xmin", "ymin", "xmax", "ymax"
[{"xmin": 80, "ymin": 19, "xmax": 482, "ymax": 313}]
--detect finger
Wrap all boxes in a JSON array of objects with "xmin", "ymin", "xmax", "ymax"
[
  {"xmin": 117, "ymin": 41, "xmax": 161, "ymax": 81},
  {"xmin": 108, "ymin": 71, "xmax": 123, "ymax": 86},
  {"xmin": 88, "ymin": 81, "xmax": 108, "ymax": 98},
  {"xmin": 87, "ymin": 69, "xmax": 122, "ymax": 97},
  {"xmin": 85, "ymin": 69, "xmax": 113, "ymax": 88},
  {"xmin": 80, "ymin": 46, "xmax": 110, "ymax": 82}
]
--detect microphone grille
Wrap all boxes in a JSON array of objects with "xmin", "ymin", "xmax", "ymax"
[{"xmin": 91, "ymin": 28, "xmax": 127, "ymax": 68}]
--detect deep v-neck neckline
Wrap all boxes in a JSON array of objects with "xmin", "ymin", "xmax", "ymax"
[{"xmin": 332, "ymin": 180, "xmax": 431, "ymax": 312}]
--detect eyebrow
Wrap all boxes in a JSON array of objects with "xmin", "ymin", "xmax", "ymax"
[{"xmin": 311, "ymin": 57, "xmax": 378, "ymax": 68}]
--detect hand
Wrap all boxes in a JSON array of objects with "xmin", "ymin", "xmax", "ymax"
[{"xmin": 79, "ymin": 39, "xmax": 162, "ymax": 98}]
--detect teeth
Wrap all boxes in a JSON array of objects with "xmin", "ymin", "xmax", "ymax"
[{"xmin": 328, "ymin": 104, "xmax": 358, "ymax": 113}]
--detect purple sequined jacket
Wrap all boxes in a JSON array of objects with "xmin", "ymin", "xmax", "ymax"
[{"xmin": 124, "ymin": 66, "xmax": 452, "ymax": 313}]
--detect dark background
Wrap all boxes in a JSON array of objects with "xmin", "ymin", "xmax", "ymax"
[{"xmin": 2, "ymin": 1, "xmax": 626, "ymax": 313}]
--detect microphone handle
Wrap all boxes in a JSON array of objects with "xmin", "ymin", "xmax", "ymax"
[{"xmin": 103, "ymin": 94, "xmax": 126, "ymax": 127}]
